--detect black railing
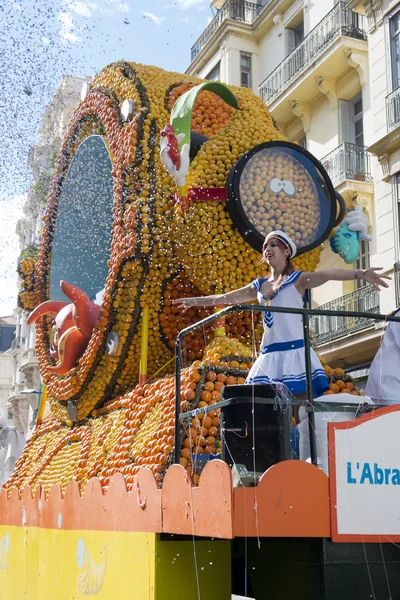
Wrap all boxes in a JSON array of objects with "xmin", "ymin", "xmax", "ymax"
[
  {"xmin": 191, "ymin": 0, "xmax": 263, "ymax": 61},
  {"xmin": 310, "ymin": 285, "xmax": 379, "ymax": 345},
  {"xmin": 174, "ymin": 304, "xmax": 399, "ymax": 465},
  {"xmin": 386, "ymin": 86, "xmax": 400, "ymax": 132},
  {"xmin": 321, "ymin": 142, "xmax": 372, "ymax": 187},
  {"xmin": 259, "ymin": 2, "xmax": 366, "ymax": 104},
  {"xmin": 395, "ymin": 262, "xmax": 400, "ymax": 308}
]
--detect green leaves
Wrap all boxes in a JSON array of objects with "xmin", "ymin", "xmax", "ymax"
[{"xmin": 170, "ymin": 82, "xmax": 239, "ymax": 151}]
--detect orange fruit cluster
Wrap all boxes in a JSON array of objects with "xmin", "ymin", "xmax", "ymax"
[
  {"xmin": 17, "ymin": 257, "xmax": 39, "ymax": 311},
  {"xmin": 167, "ymin": 82, "xmax": 234, "ymax": 139},
  {"xmin": 323, "ymin": 365, "xmax": 364, "ymax": 396},
  {"xmin": 159, "ymin": 271, "xmax": 261, "ymax": 360},
  {"xmin": 180, "ymin": 365, "xmax": 249, "ymax": 486}
]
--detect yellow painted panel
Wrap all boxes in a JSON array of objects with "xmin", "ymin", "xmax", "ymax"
[
  {"xmin": 0, "ymin": 526, "xmax": 157, "ymax": 600},
  {"xmin": 0, "ymin": 527, "xmax": 231, "ymax": 600}
]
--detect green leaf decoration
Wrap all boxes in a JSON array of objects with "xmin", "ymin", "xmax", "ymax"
[{"xmin": 170, "ymin": 82, "xmax": 239, "ymax": 151}]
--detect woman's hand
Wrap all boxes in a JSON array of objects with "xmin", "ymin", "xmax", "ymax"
[
  {"xmin": 360, "ymin": 267, "xmax": 391, "ymax": 290},
  {"xmin": 171, "ymin": 297, "xmax": 199, "ymax": 311}
]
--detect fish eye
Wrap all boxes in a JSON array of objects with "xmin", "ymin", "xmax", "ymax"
[{"xmin": 343, "ymin": 233, "xmax": 352, "ymax": 239}]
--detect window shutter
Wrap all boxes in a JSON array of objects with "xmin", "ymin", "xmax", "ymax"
[
  {"xmin": 285, "ymin": 29, "xmax": 296, "ymax": 56},
  {"xmin": 338, "ymin": 99, "xmax": 351, "ymax": 144}
]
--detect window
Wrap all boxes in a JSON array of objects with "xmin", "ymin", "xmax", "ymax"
[
  {"xmin": 339, "ymin": 93, "xmax": 364, "ymax": 146},
  {"xmin": 355, "ymin": 240, "xmax": 370, "ymax": 290},
  {"xmin": 240, "ymin": 53, "xmax": 251, "ymax": 88},
  {"xmin": 390, "ymin": 11, "xmax": 400, "ymax": 90},
  {"xmin": 285, "ymin": 20, "xmax": 304, "ymax": 56},
  {"xmin": 205, "ymin": 62, "xmax": 220, "ymax": 81},
  {"xmin": 396, "ymin": 173, "xmax": 400, "ymax": 253}
]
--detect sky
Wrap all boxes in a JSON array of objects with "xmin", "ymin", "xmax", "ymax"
[{"xmin": 0, "ymin": 0, "xmax": 215, "ymax": 315}]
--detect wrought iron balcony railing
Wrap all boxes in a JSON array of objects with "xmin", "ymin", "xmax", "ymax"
[
  {"xmin": 386, "ymin": 86, "xmax": 400, "ymax": 132},
  {"xmin": 320, "ymin": 142, "xmax": 372, "ymax": 187},
  {"xmin": 259, "ymin": 2, "xmax": 366, "ymax": 105},
  {"xmin": 310, "ymin": 285, "xmax": 379, "ymax": 345},
  {"xmin": 191, "ymin": 0, "xmax": 263, "ymax": 61}
]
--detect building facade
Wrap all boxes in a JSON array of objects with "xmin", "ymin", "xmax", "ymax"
[
  {"xmin": 8, "ymin": 76, "xmax": 85, "ymax": 437},
  {"xmin": 0, "ymin": 317, "xmax": 16, "ymax": 423},
  {"xmin": 186, "ymin": 0, "xmax": 398, "ymax": 381}
]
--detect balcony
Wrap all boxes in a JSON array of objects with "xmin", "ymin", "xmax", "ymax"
[
  {"xmin": 20, "ymin": 349, "xmax": 38, "ymax": 370},
  {"xmin": 320, "ymin": 143, "xmax": 373, "ymax": 201},
  {"xmin": 259, "ymin": 2, "xmax": 366, "ymax": 120},
  {"xmin": 191, "ymin": 0, "xmax": 263, "ymax": 61},
  {"xmin": 311, "ymin": 285, "xmax": 379, "ymax": 346},
  {"xmin": 386, "ymin": 86, "xmax": 400, "ymax": 133},
  {"xmin": 11, "ymin": 337, "xmax": 25, "ymax": 352}
]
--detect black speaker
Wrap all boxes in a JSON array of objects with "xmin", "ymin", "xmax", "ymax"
[{"xmin": 220, "ymin": 384, "xmax": 292, "ymax": 484}]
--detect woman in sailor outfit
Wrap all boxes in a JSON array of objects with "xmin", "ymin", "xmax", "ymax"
[{"xmin": 174, "ymin": 231, "xmax": 389, "ymax": 397}]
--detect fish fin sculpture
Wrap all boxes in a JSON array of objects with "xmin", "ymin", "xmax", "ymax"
[{"xmin": 27, "ymin": 281, "xmax": 101, "ymax": 375}]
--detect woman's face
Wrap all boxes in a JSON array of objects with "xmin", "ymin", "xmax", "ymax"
[{"xmin": 263, "ymin": 237, "xmax": 290, "ymax": 267}]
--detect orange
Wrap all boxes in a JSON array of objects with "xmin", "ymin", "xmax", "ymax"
[
  {"xmin": 226, "ymin": 376, "xmax": 237, "ymax": 385},
  {"xmin": 201, "ymin": 391, "xmax": 212, "ymax": 402},
  {"xmin": 203, "ymin": 416, "xmax": 213, "ymax": 429},
  {"xmin": 204, "ymin": 381, "xmax": 214, "ymax": 392},
  {"xmin": 181, "ymin": 448, "xmax": 191, "ymax": 459},
  {"xmin": 184, "ymin": 389, "xmax": 195, "ymax": 401},
  {"xmin": 336, "ymin": 379, "xmax": 346, "ymax": 390}
]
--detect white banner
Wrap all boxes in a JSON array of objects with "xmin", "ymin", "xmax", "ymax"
[{"xmin": 329, "ymin": 405, "xmax": 400, "ymax": 542}]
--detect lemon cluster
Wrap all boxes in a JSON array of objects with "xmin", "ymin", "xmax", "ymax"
[{"xmin": 240, "ymin": 148, "xmax": 320, "ymax": 246}]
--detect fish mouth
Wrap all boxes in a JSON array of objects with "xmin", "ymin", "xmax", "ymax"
[{"xmin": 338, "ymin": 244, "xmax": 349, "ymax": 257}]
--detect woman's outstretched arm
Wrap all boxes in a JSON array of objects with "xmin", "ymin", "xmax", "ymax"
[
  {"xmin": 172, "ymin": 283, "xmax": 257, "ymax": 310},
  {"xmin": 297, "ymin": 268, "xmax": 391, "ymax": 295}
]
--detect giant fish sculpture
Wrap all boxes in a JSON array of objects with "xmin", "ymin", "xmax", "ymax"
[{"xmin": 6, "ymin": 62, "xmax": 365, "ymax": 495}]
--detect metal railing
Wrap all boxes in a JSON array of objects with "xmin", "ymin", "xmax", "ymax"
[
  {"xmin": 191, "ymin": 0, "xmax": 263, "ymax": 61},
  {"xmin": 386, "ymin": 86, "xmax": 400, "ymax": 132},
  {"xmin": 320, "ymin": 143, "xmax": 372, "ymax": 187},
  {"xmin": 21, "ymin": 349, "xmax": 38, "ymax": 368},
  {"xmin": 174, "ymin": 303, "xmax": 399, "ymax": 465},
  {"xmin": 310, "ymin": 285, "xmax": 379, "ymax": 345},
  {"xmin": 259, "ymin": 2, "xmax": 366, "ymax": 105}
]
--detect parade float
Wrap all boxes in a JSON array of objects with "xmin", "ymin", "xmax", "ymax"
[{"xmin": 1, "ymin": 61, "xmax": 400, "ymax": 599}]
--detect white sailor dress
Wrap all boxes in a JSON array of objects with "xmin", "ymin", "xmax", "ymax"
[{"xmin": 246, "ymin": 271, "xmax": 329, "ymax": 397}]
